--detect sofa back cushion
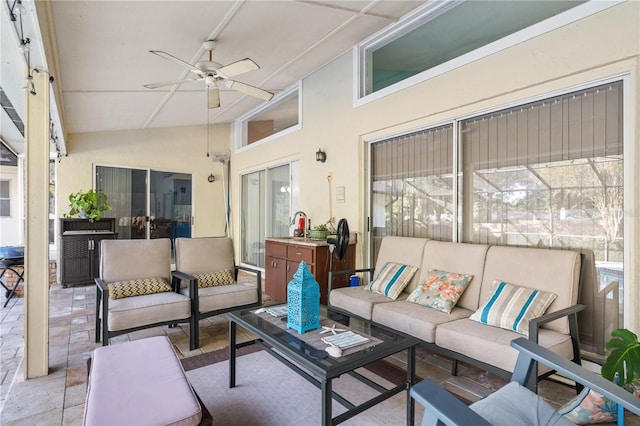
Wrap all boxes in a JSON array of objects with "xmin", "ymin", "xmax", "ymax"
[
  {"xmin": 373, "ymin": 236, "xmax": 427, "ymax": 293},
  {"xmin": 480, "ymin": 246, "xmax": 581, "ymax": 334},
  {"xmin": 175, "ymin": 237, "xmax": 235, "ymax": 275},
  {"xmin": 415, "ymin": 241, "xmax": 489, "ymax": 309},
  {"xmin": 100, "ymin": 238, "xmax": 171, "ymax": 283}
]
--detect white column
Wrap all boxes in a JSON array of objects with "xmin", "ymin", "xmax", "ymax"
[{"xmin": 24, "ymin": 69, "xmax": 50, "ymax": 379}]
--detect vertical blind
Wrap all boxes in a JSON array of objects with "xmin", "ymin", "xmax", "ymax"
[{"xmin": 371, "ymin": 124, "xmax": 454, "ymax": 243}]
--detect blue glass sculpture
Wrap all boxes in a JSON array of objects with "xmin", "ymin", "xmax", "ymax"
[{"xmin": 287, "ymin": 261, "xmax": 321, "ymax": 334}]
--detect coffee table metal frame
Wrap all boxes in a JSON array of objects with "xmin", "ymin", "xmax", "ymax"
[{"xmin": 227, "ymin": 308, "xmax": 419, "ymax": 426}]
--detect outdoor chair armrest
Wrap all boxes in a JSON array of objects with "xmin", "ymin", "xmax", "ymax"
[
  {"xmin": 510, "ymin": 338, "xmax": 640, "ymax": 416},
  {"xmin": 235, "ymin": 265, "xmax": 262, "ymax": 306},
  {"xmin": 95, "ymin": 277, "xmax": 109, "ymax": 293},
  {"xmin": 410, "ymin": 379, "xmax": 491, "ymax": 426},
  {"xmin": 171, "ymin": 270, "xmax": 197, "ymax": 296},
  {"xmin": 529, "ymin": 304, "xmax": 585, "ymax": 337}
]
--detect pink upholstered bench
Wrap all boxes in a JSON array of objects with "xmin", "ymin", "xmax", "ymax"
[{"xmin": 84, "ymin": 336, "xmax": 203, "ymax": 426}]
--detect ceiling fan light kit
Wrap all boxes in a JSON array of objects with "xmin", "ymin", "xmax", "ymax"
[{"xmin": 144, "ymin": 40, "xmax": 274, "ymax": 108}]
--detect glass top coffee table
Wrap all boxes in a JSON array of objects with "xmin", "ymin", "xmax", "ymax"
[{"xmin": 227, "ymin": 305, "xmax": 420, "ymax": 426}]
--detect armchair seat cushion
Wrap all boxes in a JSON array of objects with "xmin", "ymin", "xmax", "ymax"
[
  {"xmin": 329, "ymin": 286, "xmax": 402, "ymax": 320},
  {"xmin": 180, "ymin": 284, "xmax": 258, "ymax": 313},
  {"xmin": 107, "ymin": 291, "xmax": 191, "ymax": 331},
  {"xmin": 470, "ymin": 381, "xmax": 571, "ymax": 425}
]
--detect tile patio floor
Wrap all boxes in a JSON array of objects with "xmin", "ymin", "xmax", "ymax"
[{"xmin": 1, "ymin": 275, "xmax": 586, "ymax": 425}]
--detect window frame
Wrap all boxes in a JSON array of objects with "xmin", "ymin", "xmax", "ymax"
[
  {"xmin": 235, "ymin": 81, "xmax": 302, "ymax": 152},
  {"xmin": 354, "ymin": 0, "xmax": 621, "ymax": 107}
]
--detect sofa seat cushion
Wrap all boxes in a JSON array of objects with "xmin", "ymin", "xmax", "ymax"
[
  {"xmin": 180, "ymin": 284, "xmax": 258, "ymax": 313},
  {"xmin": 435, "ymin": 318, "xmax": 574, "ymax": 373},
  {"xmin": 84, "ymin": 336, "xmax": 202, "ymax": 426},
  {"xmin": 107, "ymin": 291, "xmax": 191, "ymax": 332},
  {"xmin": 470, "ymin": 381, "xmax": 571, "ymax": 425},
  {"xmin": 372, "ymin": 300, "xmax": 472, "ymax": 343},
  {"xmin": 329, "ymin": 286, "xmax": 401, "ymax": 320}
]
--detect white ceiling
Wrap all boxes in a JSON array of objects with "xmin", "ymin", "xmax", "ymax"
[{"xmin": 1, "ymin": 0, "xmax": 427, "ymax": 156}]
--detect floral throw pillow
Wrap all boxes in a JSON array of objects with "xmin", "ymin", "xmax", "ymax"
[
  {"xmin": 406, "ymin": 270, "xmax": 473, "ymax": 314},
  {"xmin": 559, "ymin": 387, "xmax": 617, "ymax": 424}
]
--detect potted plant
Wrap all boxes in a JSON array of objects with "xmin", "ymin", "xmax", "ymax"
[
  {"xmin": 309, "ymin": 223, "xmax": 328, "ymax": 240},
  {"xmin": 602, "ymin": 328, "xmax": 640, "ymax": 392},
  {"xmin": 65, "ymin": 189, "xmax": 112, "ymax": 222}
]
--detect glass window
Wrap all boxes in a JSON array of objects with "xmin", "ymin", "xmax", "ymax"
[
  {"xmin": 0, "ymin": 180, "xmax": 10, "ymax": 217},
  {"xmin": 370, "ymin": 125, "xmax": 455, "ymax": 256},
  {"xmin": 359, "ymin": 0, "xmax": 587, "ymax": 98},
  {"xmin": 236, "ymin": 83, "xmax": 301, "ymax": 148},
  {"xmin": 460, "ymin": 81, "xmax": 623, "ymax": 356}
]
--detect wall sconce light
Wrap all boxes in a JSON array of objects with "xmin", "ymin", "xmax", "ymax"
[
  {"xmin": 207, "ymin": 173, "xmax": 215, "ymax": 183},
  {"xmin": 315, "ymin": 149, "xmax": 326, "ymax": 163}
]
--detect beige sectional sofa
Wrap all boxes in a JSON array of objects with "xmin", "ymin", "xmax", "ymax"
[{"xmin": 328, "ymin": 236, "xmax": 584, "ymax": 381}]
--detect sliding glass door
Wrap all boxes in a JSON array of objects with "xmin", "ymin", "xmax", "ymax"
[
  {"xmin": 95, "ymin": 166, "xmax": 192, "ymax": 244},
  {"xmin": 240, "ymin": 162, "xmax": 298, "ymax": 268}
]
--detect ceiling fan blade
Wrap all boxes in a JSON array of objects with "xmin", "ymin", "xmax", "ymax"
[
  {"xmin": 218, "ymin": 58, "xmax": 259, "ymax": 77},
  {"xmin": 207, "ymin": 86, "xmax": 220, "ymax": 109},
  {"xmin": 144, "ymin": 78, "xmax": 199, "ymax": 89},
  {"xmin": 149, "ymin": 50, "xmax": 202, "ymax": 74},
  {"xmin": 226, "ymin": 80, "xmax": 274, "ymax": 101}
]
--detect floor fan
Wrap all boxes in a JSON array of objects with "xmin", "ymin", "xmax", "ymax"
[{"xmin": 327, "ymin": 218, "xmax": 349, "ymax": 282}]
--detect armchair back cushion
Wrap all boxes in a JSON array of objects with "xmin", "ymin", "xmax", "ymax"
[
  {"xmin": 100, "ymin": 238, "xmax": 171, "ymax": 283},
  {"xmin": 175, "ymin": 237, "xmax": 236, "ymax": 275}
]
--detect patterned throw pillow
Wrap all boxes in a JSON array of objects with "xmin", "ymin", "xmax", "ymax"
[
  {"xmin": 108, "ymin": 277, "xmax": 172, "ymax": 299},
  {"xmin": 469, "ymin": 280, "xmax": 557, "ymax": 336},
  {"xmin": 365, "ymin": 262, "xmax": 418, "ymax": 300},
  {"xmin": 194, "ymin": 270, "xmax": 235, "ymax": 288},
  {"xmin": 407, "ymin": 269, "xmax": 474, "ymax": 314},
  {"xmin": 559, "ymin": 388, "xmax": 618, "ymax": 424}
]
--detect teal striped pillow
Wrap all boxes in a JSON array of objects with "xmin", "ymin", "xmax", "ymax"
[
  {"xmin": 469, "ymin": 281, "xmax": 557, "ymax": 336},
  {"xmin": 366, "ymin": 262, "xmax": 418, "ymax": 300}
]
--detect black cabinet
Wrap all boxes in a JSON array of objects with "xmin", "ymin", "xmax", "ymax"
[{"xmin": 60, "ymin": 218, "xmax": 116, "ymax": 287}]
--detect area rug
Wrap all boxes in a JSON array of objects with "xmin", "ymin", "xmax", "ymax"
[{"xmin": 185, "ymin": 350, "xmax": 424, "ymax": 425}]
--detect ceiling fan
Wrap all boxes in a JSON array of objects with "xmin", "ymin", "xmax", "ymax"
[{"xmin": 144, "ymin": 40, "xmax": 274, "ymax": 109}]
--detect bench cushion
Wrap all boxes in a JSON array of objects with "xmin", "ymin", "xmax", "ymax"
[{"xmin": 84, "ymin": 336, "xmax": 202, "ymax": 426}]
